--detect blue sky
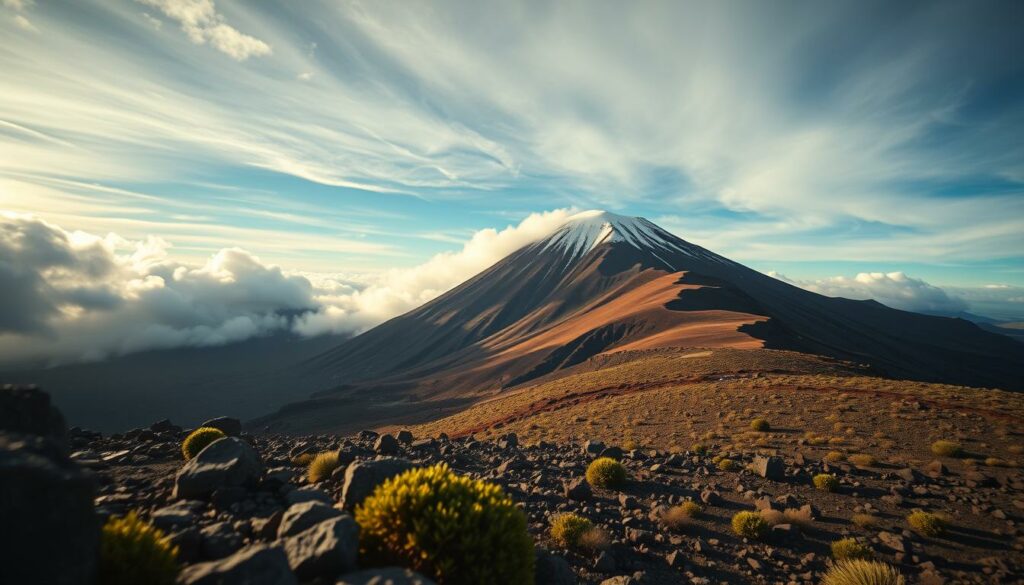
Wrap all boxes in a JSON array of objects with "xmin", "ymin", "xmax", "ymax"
[{"xmin": 1, "ymin": 1, "xmax": 1023, "ymax": 364}]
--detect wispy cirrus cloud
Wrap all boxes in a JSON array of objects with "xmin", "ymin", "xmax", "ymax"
[{"xmin": 0, "ymin": 0, "xmax": 1021, "ymax": 280}]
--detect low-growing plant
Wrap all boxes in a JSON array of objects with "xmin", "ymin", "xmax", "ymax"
[
  {"xmin": 355, "ymin": 463, "xmax": 534, "ymax": 585},
  {"xmin": 848, "ymin": 454, "xmax": 877, "ymax": 467},
  {"xmin": 906, "ymin": 510, "xmax": 946, "ymax": 537},
  {"xmin": 821, "ymin": 560, "xmax": 905, "ymax": 585},
  {"xmin": 577, "ymin": 526, "xmax": 611, "ymax": 551},
  {"xmin": 930, "ymin": 440, "xmax": 962, "ymax": 457},
  {"xmin": 984, "ymin": 457, "xmax": 1007, "ymax": 467},
  {"xmin": 550, "ymin": 513, "xmax": 594, "ymax": 549},
  {"xmin": 813, "ymin": 473, "xmax": 839, "ymax": 492},
  {"xmin": 690, "ymin": 443, "xmax": 708, "ymax": 455},
  {"xmin": 831, "ymin": 538, "xmax": 874, "ymax": 560},
  {"xmin": 851, "ymin": 513, "xmax": 880, "ymax": 529},
  {"xmin": 291, "ymin": 453, "xmax": 315, "ymax": 467},
  {"xmin": 750, "ymin": 418, "xmax": 770, "ymax": 432},
  {"xmin": 307, "ymin": 451, "xmax": 341, "ymax": 483},
  {"xmin": 622, "ymin": 438, "xmax": 639, "ymax": 451},
  {"xmin": 180, "ymin": 427, "xmax": 225, "ymax": 460},
  {"xmin": 661, "ymin": 501, "xmax": 702, "ymax": 531},
  {"xmin": 586, "ymin": 457, "xmax": 627, "ymax": 489},
  {"xmin": 731, "ymin": 511, "xmax": 769, "ymax": 540},
  {"xmin": 99, "ymin": 511, "xmax": 179, "ymax": 585},
  {"xmin": 717, "ymin": 458, "xmax": 737, "ymax": 471},
  {"xmin": 824, "ymin": 451, "xmax": 846, "ymax": 463}
]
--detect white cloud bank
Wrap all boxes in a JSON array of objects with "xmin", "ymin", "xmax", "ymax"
[
  {"xmin": 0, "ymin": 209, "xmax": 574, "ymax": 367},
  {"xmin": 768, "ymin": 271, "xmax": 968, "ymax": 314}
]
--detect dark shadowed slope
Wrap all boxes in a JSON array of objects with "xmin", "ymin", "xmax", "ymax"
[{"xmin": 1, "ymin": 333, "xmax": 345, "ymax": 432}]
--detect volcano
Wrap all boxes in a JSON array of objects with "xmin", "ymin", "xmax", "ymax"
[{"xmin": 259, "ymin": 211, "xmax": 1024, "ymax": 432}]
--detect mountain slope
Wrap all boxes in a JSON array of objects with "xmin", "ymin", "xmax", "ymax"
[{"xmin": 257, "ymin": 211, "xmax": 1024, "ymax": 433}]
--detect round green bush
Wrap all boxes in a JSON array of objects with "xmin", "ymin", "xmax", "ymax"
[
  {"xmin": 831, "ymin": 538, "xmax": 874, "ymax": 560},
  {"xmin": 750, "ymin": 418, "xmax": 770, "ymax": 432},
  {"xmin": 355, "ymin": 463, "xmax": 534, "ymax": 585},
  {"xmin": 813, "ymin": 473, "xmax": 839, "ymax": 492},
  {"xmin": 731, "ymin": 511, "xmax": 769, "ymax": 540},
  {"xmin": 906, "ymin": 510, "xmax": 946, "ymax": 537},
  {"xmin": 99, "ymin": 511, "xmax": 179, "ymax": 585},
  {"xmin": 586, "ymin": 457, "xmax": 628, "ymax": 489},
  {"xmin": 821, "ymin": 560, "xmax": 905, "ymax": 585},
  {"xmin": 181, "ymin": 427, "xmax": 226, "ymax": 460},
  {"xmin": 549, "ymin": 513, "xmax": 594, "ymax": 549}
]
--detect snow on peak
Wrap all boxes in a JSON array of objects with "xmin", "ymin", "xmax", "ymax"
[{"xmin": 535, "ymin": 210, "xmax": 727, "ymax": 269}]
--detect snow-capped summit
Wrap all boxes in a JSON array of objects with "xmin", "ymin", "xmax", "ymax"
[{"xmin": 536, "ymin": 209, "xmax": 725, "ymax": 268}]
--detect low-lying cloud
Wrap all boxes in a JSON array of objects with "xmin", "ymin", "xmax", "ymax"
[
  {"xmin": 768, "ymin": 271, "xmax": 968, "ymax": 315},
  {"xmin": 0, "ymin": 209, "xmax": 574, "ymax": 367}
]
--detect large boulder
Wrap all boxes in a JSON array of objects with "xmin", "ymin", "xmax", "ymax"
[
  {"xmin": 200, "ymin": 416, "xmax": 242, "ymax": 437},
  {"xmin": 279, "ymin": 516, "xmax": 359, "ymax": 581},
  {"xmin": 179, "ymin": 543, "xmax": 297, "ymax": 585},
  {"xmin": 0, "ymin": 385, "xmax": 69, "ymax": 451},
  {"xmin": 174, "ymin": 437, "xmax": 262, "ymax": 499},
  {"xmin": 0, "ymin": 432, "xmax": 99, "ymax": 585},
  {"xmin": 277, "ymin": 500, "xmax": 344, "ymax": 538},
  {"xmin": 338, "ymin": 568, "xmax": 437, "ymax": 585},
  {"xmin": 0, "ymin": 385, "xmax": 98, "ymax": 585},
  {"xmin": 339, "ymin": 458, "xmax": 413, "ymax": 510},
  {"xmin": 752, "ymin": 455, "xmax": 784, "ymax": 481}
]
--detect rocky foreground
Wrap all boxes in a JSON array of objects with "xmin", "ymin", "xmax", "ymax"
[{"xmin": 3, "ymin": 385, "xmax": 1024, "ymax": 584}]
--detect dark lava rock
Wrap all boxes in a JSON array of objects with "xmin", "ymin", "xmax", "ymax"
[
  {"xmin": 535, "ymin": 549, "xmax": 576, "ymax": 585},
  {"xmin": 564, "ymin": 476, "xmax": 592, "ymax": 500},
  {"xmin": 337, "ymin": 567, "xmax": 437, "ymax": 585},
  {"xmin": 173, "ymin": 437, "xmax": 262, "ymax": 499},
  {"xmin": 179, "ymin": 543, "xmax": 297, "ymax": 585},
  {"xmin": 340, "ymin": 458, "xmax": 413, "ymax": 511},
  {"xmin": 0, "ymin": 431, "xmax": 99, "ymax": 585},
  {"xmin": 752, "ymin": 455, "xmax": 784, "ymax": 481},
  {"xmin": 0, "ymin": 385, "xmax": 69, "ymax": 451},
  {"xmin": 280, "ymin": 516, "xmax": 359, "ymax": 580},
  {"xmin": 374, "ymin": 433, "xmax": 400, "ymax": 455},
  {"xmin": 277, "ymin": 500, "xmax": 344, "ymax": 538},
  {"xmin": 200, "ymin": 416, "xmax": 242, "ymax": 437}
]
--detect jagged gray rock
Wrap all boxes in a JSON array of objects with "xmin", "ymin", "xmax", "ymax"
[
  {"xmin": 200, "ymin": 416, "xmax": 242, "ymax": 437},
  {"xmin": 178, "ymin": 543, "xmax": 297, "ymax": 585},
  {"xmin": 280, "ymin": 516, "xmax": 359, "ymax": 580},
  {"xmin": 173, "ymin": 437, "xmax": 262, "ymax": 499},
  {"xmin": 277, "ymin": 500, "xmax": 344, "ymax": 538},
  {"xmin": 339, "ymin": 458, "xmax": 413, "ymax": 510}
]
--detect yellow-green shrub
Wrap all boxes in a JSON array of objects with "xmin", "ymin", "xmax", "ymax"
[
  {"xmin": 690, "ymin": 443, "xmax": 708, "ymax": 455},
  {"xmin": 930, "ymin": 440, "xmax": 962, "ymax": 457},
  {"xmin": 814, "ymin": 473, "xmax": 839, "ymax": 492},
  {"xmin": 731, "ymin": 511, "xmax": 769, "ymax": 540},
  {"xmin": 848, "ymin": 454, "xmax": 877, "ymax": 467},
  {"xmin": 717, "ymin": 458, "xmax": 737, "ymax": 471},
  {"xmin": 831, "ymin": 538, "xmax": 874, "ymax": 560},
  {"xmin": 549, "ymin": 513, "xmax": 594, "ymax": 549},
  {"xmin": 821, "ymin": 560, "xmax": 905, "ymax": 585},
  {"xmin": 307, "ymin": 451, "xmax": 341, "ymax": 483},
  {"xmin": 660, "ymin": 501, "xmax": 702, "ymax": 531},
  {"xmin": 851, "ymin": 513, "xmax": 879, "ymax": 528},
  {"xmin": 750, "ymin": 418, "xmax": 770, "ymax": 432},
  {"xmin": 586, "ymin": 457, "xmax": 627, "ymax": 489},
  {"xmin": 180, "ymin": 427, "xmax": 225, "ymax": 460},
  {"xmin": 824, "ymin": 451, "xmax": 846, "ymax": 463},
  {"xmin": 291, "ymin": 453, "xmax": 315, "ymax": 467},
  {"xmin": 99, "ymin": 511, "xmax": 179, "ymax": 585},
  {"xmin": 906, "ymin": 510, "xmax": 946, "ymax": 537},
  {"xmin": 355, "ymin": 463, "xmax": 533, "ymax": 585}
]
